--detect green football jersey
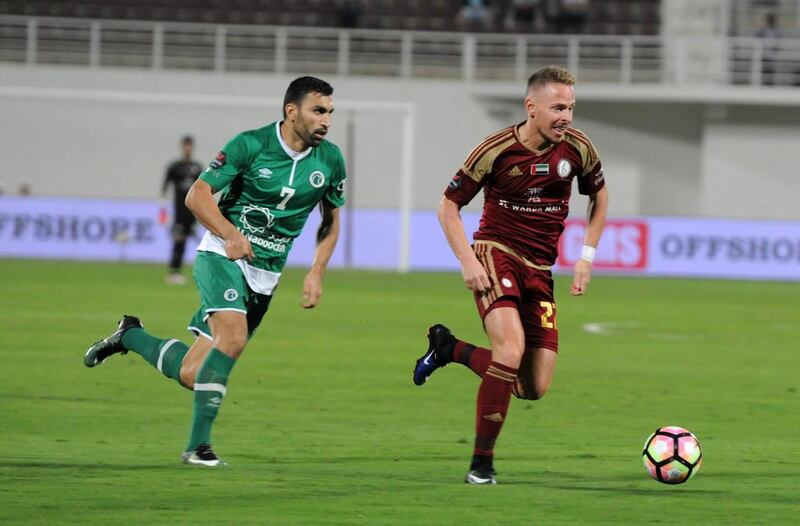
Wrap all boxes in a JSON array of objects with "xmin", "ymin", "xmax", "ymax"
[{"xmin": 196, "ymin": 122, "xmax": 346, "ymax": 294}]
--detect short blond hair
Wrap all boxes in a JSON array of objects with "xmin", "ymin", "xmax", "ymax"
[{"xmin": 527, "ymin": 66, "xmax": 575, "ymax": 92}]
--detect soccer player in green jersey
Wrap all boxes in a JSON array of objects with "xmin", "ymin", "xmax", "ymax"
[{"xmin": 84, "ymin": 76, "xmax": 346, "ymax": 467}]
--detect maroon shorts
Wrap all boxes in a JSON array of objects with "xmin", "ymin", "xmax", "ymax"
[{"xmin": 472, "ymin": 241, "xmax": 558, "ymax": 352}]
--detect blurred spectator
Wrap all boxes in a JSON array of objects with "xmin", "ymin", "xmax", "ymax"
[
  {"xmin": 559, "ymin": 0, "xmax": 589, "ymax": 33},
  {"xmin": 545, "ymin": 0, "xmax": 588, "ymax": 34},
  {"xmin": 18, "ymin": 183, "xmax": 31, "ymax": 196},
  {"xmin": 457, "ymin": 0, "xmax": 494, "ymax": 32},
  {"xmin": 756, "ymin": 13, "xmax": 782, "ymax": 86},
  {"xmin": 511, "ymin": 0, "xmax": 538, "ymax": 31},
  {"xmin": 336, "ymin": 0, "xmax": 363, "ymax": 29}
]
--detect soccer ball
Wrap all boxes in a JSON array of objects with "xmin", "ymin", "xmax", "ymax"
[{"xmin": 642, "ymin": 426, "xmax": 703, "ymax": 484}]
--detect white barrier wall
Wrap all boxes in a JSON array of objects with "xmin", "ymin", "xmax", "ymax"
[
  {"xmin": 701, "ymin": 106, "xmax": 800, "ymax": 219},
  {"xmin": 570, "ymin": 102, "xmax": 704, "ymax": 217},
  {"xmin": 1, "ymin": 64, "xmax": 800, "ymax": 221}
]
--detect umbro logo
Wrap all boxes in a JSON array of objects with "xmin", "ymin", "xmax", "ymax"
[
  {"xmin": 508, "ymin": 166, "xmax": 523, "ymax": 176},
  {"xmin": 257, "ymin": 168, "xmax": 273, "ymax": 178},
  {"xmin": 483, "ymin": 412, "xmax": 504, "ymax": 422}
]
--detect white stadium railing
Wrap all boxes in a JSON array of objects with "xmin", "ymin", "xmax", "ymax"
[{"xmin": 1, "ymin": 15, "xmax": 800, "ymax": 86}]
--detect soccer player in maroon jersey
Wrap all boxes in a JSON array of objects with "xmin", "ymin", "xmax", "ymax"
[{"xmin": 413, "ymin": 65, "xmax": 609, "ymax": 484}]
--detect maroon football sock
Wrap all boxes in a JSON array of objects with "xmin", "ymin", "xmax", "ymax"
[
  {"xmin": 473, "ymin": 361, "xmax": 518, "ymax": 458},
  {"xmin": 452, "ymin": 340, "xmax": 492, "ymax": 377}
]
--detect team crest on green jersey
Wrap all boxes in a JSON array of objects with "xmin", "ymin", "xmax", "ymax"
[
  {"xmin": 309, "ymin": 171, "xmax": 326, "ymax": 188},
  {"xmin": 223, "ymin": 288, "xmax": 239, "ymax": 301}
]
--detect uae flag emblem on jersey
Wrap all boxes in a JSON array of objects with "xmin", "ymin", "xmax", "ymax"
[{"xmin": 533, "ymin": 163, "xmax": 549, "ymax": 175}]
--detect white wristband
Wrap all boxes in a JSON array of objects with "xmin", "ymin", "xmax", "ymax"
[{"xmin": 581, "ymin": 245, "xmax": 596, "ymax": 263}]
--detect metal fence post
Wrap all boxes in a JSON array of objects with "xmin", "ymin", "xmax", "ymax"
[
  {"xmin": 621, "ymin": 37, "xmax": 633, "ymax": 83},
  {"xmin": 675, "ymin": 38, "xmax": 687, "ymax": 84},
  {"xmin": 462, "ymin": 34, "xmax": 476, "ymax": 80},
  {"xmin": 275, "ymin": 28, "xmax": 287, "ymax": 74},
  {"xmin": 26, "ymin": 18, "xmax": 37, "ymax": 65},
  {"xmin": 338, "ymin": 31, "xmax": 350, "ymax": 76},
  {"xmin": 214, "ymin": 26, "xmax": 226, "ymax": 72},
  {"xmin": 515, "ymin": 36, "xmax": 527, "ymax": 81},
  {"xmin": 750, "ymin": 40, "xmax": 762, "ymax": 86},
  {"xmin": 400, "ymin": 33, "xmax": 412, "ymax": 78},
  {"xmin": 89, "ymin": 21, "xmax": 101, "ymax": 68},
  {"xmin": 567, "ymin": 37, "xmax": 579, "ymax": 77},
  {"xmin": 152, "ymin": 23, "xmax": 163, "ymax": 69}
]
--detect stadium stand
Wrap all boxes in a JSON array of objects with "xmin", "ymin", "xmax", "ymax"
[
  {"xmin": 3, "ymin": 1, "xmax": 800, "ymax": 86},
  {"xmin": 0, "ymin": 0, "xmax": 661, "ymax": 35}
]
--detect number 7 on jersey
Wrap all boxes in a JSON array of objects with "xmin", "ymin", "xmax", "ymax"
[{"xmin": 277, "ymin": 186, "xmax": 295, "ymax": 210}]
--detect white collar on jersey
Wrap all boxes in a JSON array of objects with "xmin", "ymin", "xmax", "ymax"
[{"xmin": 276, "ymin": 121, "xmax": 313, "ymax": 161}]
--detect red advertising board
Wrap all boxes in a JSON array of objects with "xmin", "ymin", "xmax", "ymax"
[{"xmin": 557, "ymin": 219, "xmax": 649, "ymax": 270}]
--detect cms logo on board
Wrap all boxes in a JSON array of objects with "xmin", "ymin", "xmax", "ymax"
[{"xmin": 557, "ymin": 220, "xmax": 648, "ymax": 269}]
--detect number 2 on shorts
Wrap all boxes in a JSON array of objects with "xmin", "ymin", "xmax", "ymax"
[{"xmin": 539, "ymin": 301, "xmax": 557, "ymax": 329}]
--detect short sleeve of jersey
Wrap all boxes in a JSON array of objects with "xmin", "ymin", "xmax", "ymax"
[
  {"xmin": 199, "ymin": 132, "xmax": 255, "ymax": 193},
  {"xmin": 444, "ymin": 169, "xmax": 485, "ymax": 208},
  {"xmin": 574, "ymin": 131, "xmax": 605, "ymax": 196},
  {"xmin": 444, "ymin": 127, "xmax": 515, "ymax": 207},
  {"xmin": 323, "ymin": 146, "xmax": 347, "ymax": 208}
]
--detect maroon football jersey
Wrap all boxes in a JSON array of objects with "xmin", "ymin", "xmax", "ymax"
[{"xmin": 444, "ymin": 123, "xmax": 605, "ymax": 266}]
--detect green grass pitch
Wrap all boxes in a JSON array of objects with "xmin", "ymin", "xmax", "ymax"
[{"xmin": 1, "ymin": 259, "xmax": 798, "ymax": 525}]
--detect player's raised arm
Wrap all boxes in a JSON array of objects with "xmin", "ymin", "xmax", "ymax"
[
  {"xmin": 302, "ymin": 202, "xmax": 340, "ymax": 308},
  {"xmin": 571, "ymin": 185, "xmax": 608, "ymax": 296},
  {"xmin": 185, "ymin": 179, "xmax": 253, "ymax": 261},
  {"xmin": 437, "ymin": 196, "xmax": 491, "ymax": 293}
]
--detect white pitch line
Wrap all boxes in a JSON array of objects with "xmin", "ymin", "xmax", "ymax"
[
  {"xmin": 582, "ymin": 321, "xmax": 640, "ymax": 335},
  {"xmin": 582, "ymin": 321, "xmax": 695, "ymax": 341}
]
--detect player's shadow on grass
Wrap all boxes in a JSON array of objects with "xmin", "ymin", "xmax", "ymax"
[
  {"xmin": 508, "ymin": 481, "xmax": 797, "ymax": 505},
  {"xmin": 499, "ymin": 470, "xmax": 729, "ymax": 495},
  {"xmin": 3, "ymin": 393, "xmax": 111, "ymax": 403},
  {"xmin": 3, "ymin": 461, "xmax": 175, "ymax": 471},
  {"xmin": 245, "ymin": 452, "xmax": 469, "ymax": 464},
  {"xmin": 507, "ymin": 483, "xmax": 728, "ymax": 496}
]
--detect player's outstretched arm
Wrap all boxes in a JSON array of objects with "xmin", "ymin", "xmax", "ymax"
[
  {"xmin": 437, "ymin": 196, "xmax": 491, "ymax": 293},
  {"xmin": 185, "ymin": 179, "xmax": 253, "ymax": 261},
  {"xmin": 302, "ymin": 202, "xmax": 340, "ymax": 308},
  {"xmin": 571, "ymin": 186, "xmax": 608, "ymax": 296}
]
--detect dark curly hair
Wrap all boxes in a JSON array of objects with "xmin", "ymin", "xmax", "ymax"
[{"xmin": 283, "ymin": 76, "xmax": 334, "ymax": 118}]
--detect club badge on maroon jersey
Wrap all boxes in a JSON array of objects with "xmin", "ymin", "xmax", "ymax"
[
  {"xmin": 557, "ymin": 159, "xmax": 572, "ymax": 178},
  {"xmin": 210, "ymin": 151, "xmax": 227, "ymax": 169}
]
